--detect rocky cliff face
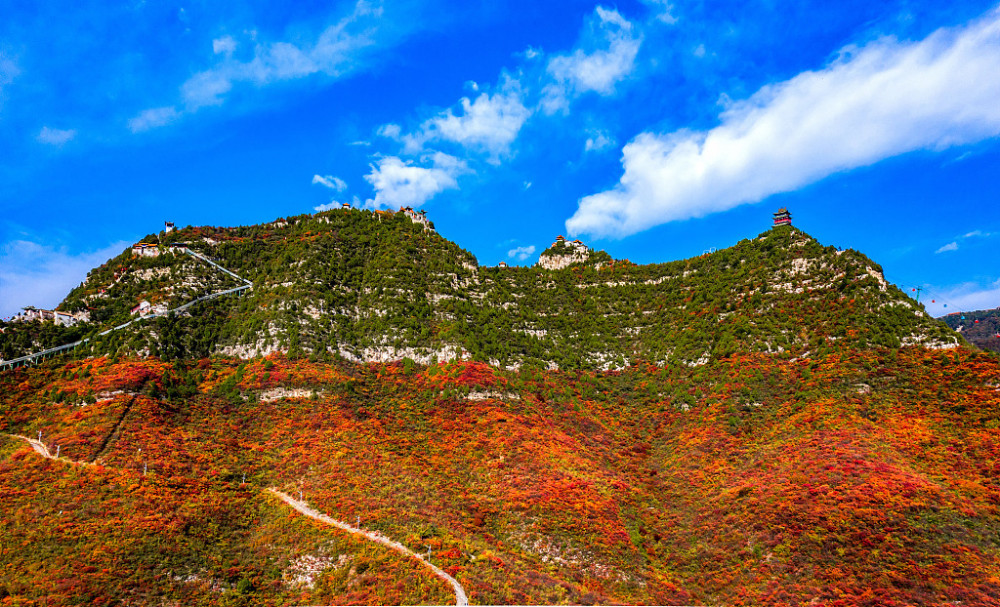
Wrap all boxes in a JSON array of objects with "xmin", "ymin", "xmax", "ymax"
[{"xmin": 538, "ymin": 239, "xmax": 591, "ymax": 270}]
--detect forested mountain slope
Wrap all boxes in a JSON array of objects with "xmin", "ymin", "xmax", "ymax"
[
  {"xmin": 0, "ymin": 209, "xmax": 959, "ymax": 367},
  {"xmin": 1, "ymin": 348, "xmax": 998, "ymax": 604},
  {"xmin": 941, "ymin": 307, "xmax": 1000, "ymax": 353},
  {"xmin": 1, "ymin": 209, "xmax": 996, "ymax": 606}
]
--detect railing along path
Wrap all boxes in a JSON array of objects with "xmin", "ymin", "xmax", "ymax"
[{"xmin": 1, "ymin": 247, "xmax": 251, "ymax": 371}]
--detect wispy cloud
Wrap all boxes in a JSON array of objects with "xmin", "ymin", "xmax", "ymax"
[
  {"xmin": 584, "ymin": 129, "xmax": 615, "ymax": 152},
  {"xmin": 923, "ymin": 279, "xmax": 1000, "ymax": 317},
  {"xmin": 935, "ymin": 229, "xmax": 995, "ymax": 253},
  {"xmin": 0, "ymin": 54, "xmax": 19, "ymax": 110},
  {"xmin": 312, "ymin": 174, "xmax": 347, "ymax": 191},
  {"xmin": 541, "ymin": 7, "xmax": 641, "ymax": 113},
  {"xmin": 0, "ymin": 239, "xmax": 131, "ymax": 318},
  {"xmin": 399, "ymin": 76, "xmax": 531, "ymax": 161},
  {"xmin": 507, "ymin": 245, "xmax": 536, "ymax": 261},
  {"xmin": 36, "ymin": 126, "xmax": 76, "ymax": 145},
  {"xmin": 364, "ymin": 153, "xmax": 468, "ymax": 209},
  {"xmin": 354, "ymin": 4, "xmax": 646, "ymax": 206},
  {"xmin": 0, "ymin": 54, "xmax": 18, "ymax": 89},
  {"xmin": 213, "ymin": 35, "xmax": 237, "ymax": 55},
  {"xmin": 964, "ymin": 229, "xmax": 993, "ymax": 239},
  {"xmin": 182, "ymin": 1, "xmax": 382, "ymax": 110},
  {"xmin": 568, "ymin": 11, "xmax": 1000, "ymax": 238},
  {"xmin": 128, "ymin": 106, "xmax": 180, "ymax": 133},
  {"xmin": 640, "ymin": 0, "xmax": 678, "ymax": 24},
  {"xmin": 130, "ymin": 0, "xmax": 398, "ymax": 131}
]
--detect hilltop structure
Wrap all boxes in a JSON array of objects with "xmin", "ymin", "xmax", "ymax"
[
  {"xmin": 773, "ymin": 207, "xmax": 792, "ymax": 226},
  {"xmin": 11, "ymin": 306, "xmax": 88, "ymax": 326},
  {"xmin": 401, "ymin": 206, "xmax": 433, "ymax": 230},
  {"xmin": 538, "ymin": 235, "xmax": 592, "ymax": 270},
  {"xmin": 131, "ymin": 243, "xmax": 160, "ymax": 257}
]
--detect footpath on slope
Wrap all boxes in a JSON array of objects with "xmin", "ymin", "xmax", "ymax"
[
  {"xmin": 0, "ymin": 247, "xmax": 252, "ymax": 371},
  {"xmin": 1, "ymin": 434, "xmax": 469, "ymax": 606},
  {"xmin": 268, "ymin": 489, "xmax": 469, "ymax": 606},
  {"xmin": 4, "ymin": 433, "xmax": 96, "ymax": 467}
]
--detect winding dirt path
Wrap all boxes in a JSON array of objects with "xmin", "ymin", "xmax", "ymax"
[
  {"xmin": 2, "ymin": 434, "xmax": 468, "ymax": 605},
  {"xmin": 5, "ymin": 433, "xmax": 95, "ymax": 467},
  {"xmin": 268, "ymin": 489, "xmax": 469, "ymax": 606}
]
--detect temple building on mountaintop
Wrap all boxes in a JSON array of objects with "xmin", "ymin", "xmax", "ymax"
[{"xmin": 773, "ymin": 208, "xmax": 792, "ymax": 227}]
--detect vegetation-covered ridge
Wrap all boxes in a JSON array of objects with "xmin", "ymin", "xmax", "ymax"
[
  {"xmin": 1, "ymin": 208, "xmax": 959, "ymax": 368},
  {"xmin": 1, "ymin": 347, "xmax": 998, "ymax": 605},
  {"xmin": 941, "ymin": 307, "xmax": 1000, "ymax": 353}
]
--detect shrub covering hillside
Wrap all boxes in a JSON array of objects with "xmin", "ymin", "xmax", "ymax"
[
  {"xmin": 1, "ymin": 347, "xmax": 998, "ymax": 605},
  {"xmin": 941, "ymin": 307, "xmax": 1000, "ymax": 353},
  {"xmin": 0, "ymin": 210, "xmax": 958, "ymax": 367},
  {"xmin": 0, "ymin": 209, "xmax": 987, "ymax": 605}
]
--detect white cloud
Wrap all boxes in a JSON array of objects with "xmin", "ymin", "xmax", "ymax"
[
  {"xmin": 0, "ymin": 239, "xmax": 132, "ymax": 319},
  {"xmin": 568, "ymin": 11, "xmax": 1000, "ymax": 238},
  {"xmin": 935, "ymin": 228, "xmax": 995, "ymax": 253},
  {"xmin": 507, "ymin": 245, "xmax": 536, "ymax": 261},
  {"xmin": 962, "ymin": 229, "xmax": 995, "ymax": 239},
  {"xmin": 128, "ymin": 106, "xmax": 180, "ymax": 133},
  {"xmin": 922, "ymin": 279, "xmax": 1000, "ymax": 317},
  {"xmin": 640, "ymin": 0, "xmax": 678, "ymax": 24},
  {"xmin": 377, "ymin": 123, "xmax": 402, "ymax": 139},
  {"xmin": 181, "ymin": 71, "xmax": 233, "ymax": 108},
  {"xmin": 364, "ymin": 152, "xmax": 468, "ymax": 209},
  {"xmin": 542, "ymin": 7, "xmax": 641, "ymax": 113},
  {"xmin": 584, "ymin": 130, "xmax": 615, "ymax": 152},
  {"xmin": 37, "ymin": 126, "xmax": 76, "ymax": 145},
  {"xmin": 401, "ymin": 78, "xmax": 531, "ymax": 160},
  {"xmin": 312, "ymin": 174, "xmax": 347, "ymax": 191},
  {"xmin": 0, "ymin": 54, "xmax": 18, "ymax": 88},
  {"xmin": 213, "ymin": 35, "xmax": 238, "ymax": 55},
  {"xmin": 181, "ymin": 1, "xmax": 381, "ymax": 111},
  {"xmin": 130, "ymin": 1, "xmax": 390, "ymax": 130},
  {"xmin": 693, "ymin": 43, "xmax": 706, "ymax": 58}
]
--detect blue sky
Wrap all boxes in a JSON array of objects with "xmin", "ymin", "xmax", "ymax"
[{"xmin": 2, "ymin": 0, "xmax": 999, "ymax": 319}]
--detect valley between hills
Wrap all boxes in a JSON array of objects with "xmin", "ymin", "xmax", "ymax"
[{"xmin": 1, "ymin": 208, "xmax": 998, "ymax": 606}]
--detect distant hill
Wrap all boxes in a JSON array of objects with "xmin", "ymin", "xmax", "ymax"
[
  {"xmin": 0, "ymin": 209, "xmax": 960, "ymax": 367},
  {"xmin": 940, "ymin": 307, "xmax": 1000, "ymax": 353}
]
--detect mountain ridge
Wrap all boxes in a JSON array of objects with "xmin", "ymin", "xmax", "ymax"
[
  {"xmin": 1, "ymin": 208, "xmax": 960, "ymax": 368},
  {"xmin": 941, "ymin": 307, "xmax": 1000, "ymax": 353}
]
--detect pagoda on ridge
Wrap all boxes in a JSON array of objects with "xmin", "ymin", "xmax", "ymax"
[{"xmin": 773, "ymin": 207, "xmax": 792, "ymax": 227}]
